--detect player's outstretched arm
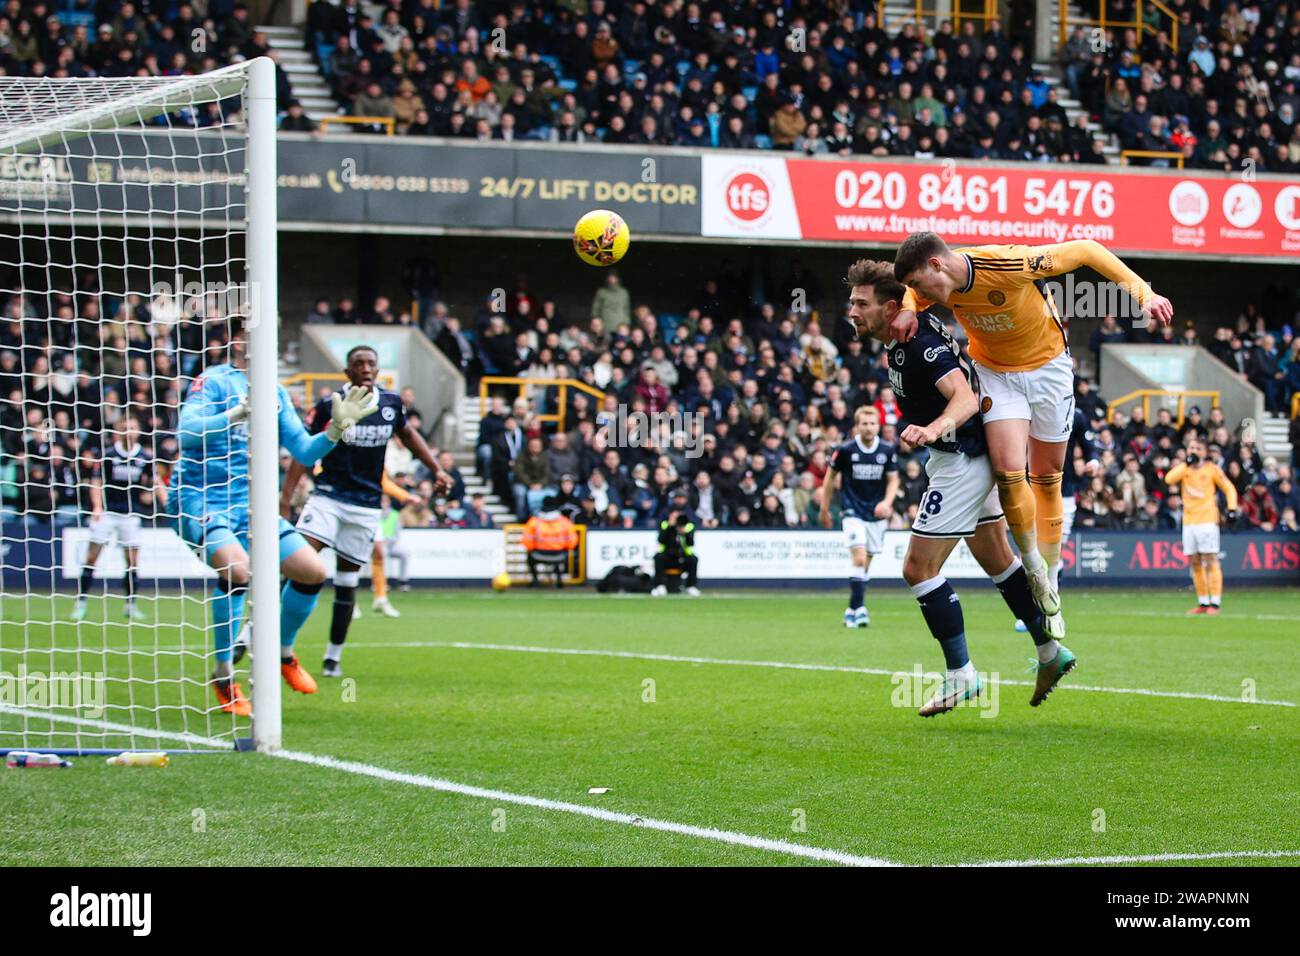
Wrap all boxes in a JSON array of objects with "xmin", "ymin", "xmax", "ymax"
[
  {"xmin": 279, "ymin": 388, "xmax": 338, "ymax": 465},
  {"xmin": 1164, "ymin": 462, "xmax": 1187, "ymax": 486},
  {"xmin": 177, "ymin": 381, "xmax": 248, "ymax": 451},
  {"xmin": 1032, "ymin": 239, "xmax": 1173, "ymax": 326},
  {"xmin": 398, "ymin": 421, "xmax": 454, "ymax": 496}
]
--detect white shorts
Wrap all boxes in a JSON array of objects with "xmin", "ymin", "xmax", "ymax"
[
  {"xmin": 1182, "ymin": 522, "xmax": 1221, "ymax": 556},
  {"xmin": 911, "ymin": 449, "xmax": 1004, "ymax": 539},
  {"xmin": 975, "ymin": 351, "xmax": 1075, "ymax": 443},
  {"xmin": 297, "ymin": 493, "xmax": 382, "ymax": 566},
  {"xmin": 88, "ymin": 512, "xmax": 142, "ymax": 549},
  {"xmin": 843, "ymin": 515, "xmax": 887, "ymax": 555}
]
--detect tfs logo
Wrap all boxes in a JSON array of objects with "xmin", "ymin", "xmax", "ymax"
[{"xmin": 725, "ymin": 171, "xmax": 770, "ymax": 222}]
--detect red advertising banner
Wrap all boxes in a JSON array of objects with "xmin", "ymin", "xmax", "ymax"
[{"xmin": 700, "ymin": 154, "xmax": 1300, "ymax": 259}]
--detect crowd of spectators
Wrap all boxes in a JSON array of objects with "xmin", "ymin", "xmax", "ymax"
[
  {"xmin": 301, "ymin": 264, "xmax": 1300, "ymax": 533},
  {"xmin": 3, "ymin": 262, "xmax": 1299, "ymax": 537},
  {"xmin": 0, "ymin": 1, "xmax": 297, "ymax": 113},
  {"xmin": 0, "ymin": 279, "xmax": 467, "ymax": 529},
  {"xmin": 300, "ymin": 0, "xmax": 1300, "ymax": 170}
]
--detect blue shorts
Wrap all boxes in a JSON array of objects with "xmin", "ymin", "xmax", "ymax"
[{"xmin": 179, "ymin": 510, "xmax": 308, "ymax": 564}]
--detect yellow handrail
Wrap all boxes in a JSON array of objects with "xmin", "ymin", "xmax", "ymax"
[
  {"xmin": 1106, "ymin": 389, "xmax": 1219, "ymax": 427},
  {"xmin": 318, "ymin": 115, "xmax": 396, "ymax": 135},
  {"xmin": 479, "ymin": 376, "xmax": 607, "ymax": 435},
  {"xmin": 1119, "ymin": 149, "xmax": 1185, "ymax": 168},
  {"xmin": 877, "ymin": 0, "xmax": 1000, "ymax": 33},
  {"xmin": 1059, "ymin": 0, "xmax": 1180, "ymax": 55}
]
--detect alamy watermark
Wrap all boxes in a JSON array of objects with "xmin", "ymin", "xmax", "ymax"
[
  {"xmin": 1040, "ymin": 274, "xmax": 1153, "ymax": 325},
  {"xmin": 151, "ymin": 280, "xmax": 262, "ymax": 328},
  {"xmin": 0, "ymin": 667, "xmax": 106, "ymax": 718},
  {"xmin": 597, "ymin": 405, "xmax": 707, "ymax": 459},
  {"xmin": 889, "ymin": 664, "xmax": 1001, "ymax": 718}
]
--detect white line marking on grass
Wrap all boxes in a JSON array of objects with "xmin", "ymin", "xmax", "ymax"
[
  {"xmin": 0, "ymin": 705, "xmax": 237, "ymax": 749},
  {"xmin": 360, "ymin": 641, "xmax": 1299, "ymax": 708},
  {"xmin": 272, "ymin": 748, "xmax": 895, "ymax": 867},
  {"xmin": 2, "ymin": 705, "xmax": 890, "ymax": 866},
  {"xmin": 969, "ymin": 849, "xmax": 1300, "ymax": 867},
  {"xmin": 10, "ymin": 706, "xmax": 1297, "ymax": 868}
]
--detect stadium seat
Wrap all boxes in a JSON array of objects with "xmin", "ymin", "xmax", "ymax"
[
  {"xmin": 742, "ymin": 86, "xmax": 758, "ymax": 103},
  {"xmin": 557, "ymin": 78, "xmax": 577, "ymax": 91},
  {"xmin": 754, "ymin": 134, "xmax": 773, "ymax": 149}
]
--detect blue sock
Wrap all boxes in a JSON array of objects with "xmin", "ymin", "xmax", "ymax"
[
  {"xmin": 212, "ymin": 583, "xmax": 247, "ymax": 664},
  {"xmin": 912, "ymin": 576, "xmax": 969, "ymax": 670},
  {"xmin": 280, "ymin": 580, "xmax": 324, "ymax": 657},
  {"xmin": 993, "ymin": 563, "xmax": 1052, "ymax": 647},
  {"xmin": 849, "ymin": 577, "xmax": 866, "ymax": 610}
]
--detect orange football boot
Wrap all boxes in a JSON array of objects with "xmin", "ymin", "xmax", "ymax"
[
  {"xmin": 281, "ymin": 654, "xmax": 318, "ymax": 694},
  {"xmin": 213, "ymin": 678, "xmax": 252, "ymax": 716}
]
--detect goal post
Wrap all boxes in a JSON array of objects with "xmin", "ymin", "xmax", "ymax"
[{"xmin": 0, "ymin": 58, "xmax": 281, "ymax": 755}]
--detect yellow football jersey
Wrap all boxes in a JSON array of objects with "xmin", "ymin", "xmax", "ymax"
[
  {"xmin": 901, "ymin": 240, "xmax": 1154, "ymax": 373},
  {"xmin": 1165, "ymin": 461, "xmax": 1237, "ymax": 526}
]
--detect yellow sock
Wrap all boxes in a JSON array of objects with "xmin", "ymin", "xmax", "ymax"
[
  {"xmin": 1029, "ymin": 471, "xmax": 1064, "ymax": 569},
  {"xmin": 1191, "ymin": 563, "xmax": 1208, "ymax": 603},
  {"xmin": 372, "ymin": 550, "xmax": 388, "ymax": 601},
  {"xmin": 1208, "ymin": 562, "xmax": 1223, "ymax": 605},
  {"xmin": 995, "ymin": 470, "xmax": 1040, "ymax": 562}
]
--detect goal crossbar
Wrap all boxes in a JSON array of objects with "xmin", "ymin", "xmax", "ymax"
[{"xmin": 0, "ymin": 62, "xmax": 251, "ymax": 154}]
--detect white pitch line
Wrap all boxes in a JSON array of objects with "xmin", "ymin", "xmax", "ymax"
[
  {"xmin": 8, "ymin": 706, "xmax": 1296, "ymax": 869},
  {"xmin": 1, "ymin": 704, "xmax": 890, "ymax": 867},
  {"xmin": 272, "ymin": 747, "xmax": 895, "ymax": 867},
  {"xmin": 969, "ymin": 849, "xmax": 1300, "ymax": 867},
  {"xmin": 359, "ymin": 640, "xmax": 1298, "ymax": 708}
]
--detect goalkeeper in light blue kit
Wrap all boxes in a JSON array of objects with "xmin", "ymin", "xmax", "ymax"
[{"xmin": 171, "ymin": 318, "xmax": 379, "ymax": 715}]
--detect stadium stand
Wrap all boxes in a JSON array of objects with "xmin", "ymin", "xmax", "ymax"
[{"xmin": 283, "ymin": 0, "xmax": 1300, "ymax": 169}]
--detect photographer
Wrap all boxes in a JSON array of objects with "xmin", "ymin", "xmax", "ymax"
[{"xmin": 650, "ymin": 508, "xmax": 701, "ymax": 597}]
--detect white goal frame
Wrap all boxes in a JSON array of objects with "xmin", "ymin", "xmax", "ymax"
[{"xmin": 0, "ymin": 57, "xmax": 283, "ymax": 752}]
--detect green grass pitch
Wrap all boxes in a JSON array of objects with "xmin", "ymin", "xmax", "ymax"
[{"xmin": 2, "ymin": 587, "xmax": 1297, "ymax": 866}]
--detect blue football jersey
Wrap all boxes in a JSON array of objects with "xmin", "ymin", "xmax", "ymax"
[
  {"xmin": 172, "ymin": 363, "xmax": 334, "ymax": 514},
  {"xmin": 886, "ymin": 315, "xmax": 987, "ymax": 458},
  {"xmin": 830, "ymin": 436, "xmax": 898, "ymax": 519},
  {"xmin": 307, "ymin": 388, "xmax": 407, "ymax": 508}
]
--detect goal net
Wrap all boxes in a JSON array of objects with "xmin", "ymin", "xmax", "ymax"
[{"xmin": 0, "ymin": 59, "xmax": 283, "ymax": 755}]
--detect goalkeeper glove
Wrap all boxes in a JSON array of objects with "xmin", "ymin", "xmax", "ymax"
[
  {"xmin": 224, "ymin": 397, "xmax": 250, "ymax": 424},
  {"xmin": 327, "ymin": 386, "xmax": 380, "ymax": 441}
]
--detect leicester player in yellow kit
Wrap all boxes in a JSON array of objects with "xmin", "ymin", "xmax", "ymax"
[
  {"xmin": 1165, "ymin": 438, "xmax": 1238, "ymax": 614},
  {"xmin": 891, "ymin": 234, "xmax": 1174, "ymax": 630}
]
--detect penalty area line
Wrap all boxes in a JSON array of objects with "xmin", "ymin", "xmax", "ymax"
[
  {"xmin": 10, "ymin": 707, "xmax": 1297, "ymax": 869},
  {"xmin": 968, "ymin": 849, "xmax": 1300, "ymax": 867},
  {"xmin": 269, "ymin": 748, "xmax": 896, "ymax": 867},
  {"xmin": 359, "ymin": 641, "xmax": 1298, "ymax": 708},
  {"xmin": 0, "ymin": 703, "xmax": 890, "ymax": 866}
]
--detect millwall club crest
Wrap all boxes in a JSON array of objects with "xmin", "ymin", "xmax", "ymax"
[
  {"xmin": 893, "ymin": 350, "xmax": 905, "ymax": 366},
  {"xmin": 876, "ymin": 454, "xmax": 885, "ymax": 464},
  {"xmin": 381, "ymin": 405, "xmax": 396, "ymax": 421}
]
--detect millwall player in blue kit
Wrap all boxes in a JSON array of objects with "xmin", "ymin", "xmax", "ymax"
[
  {"xmin": 171, "ymin": 318, "xmax": 379, "ymax": 715},
  {"xmin": 843, "ymin": 259, "xmax": 1076, "ymax": 715},
  {"xmin": 820, "ymin": 406, "xmax": 900, "ymax": 628},
  {"xmin": 280, "ymin": 345, "xmax": 453, "ymax": 678}
]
